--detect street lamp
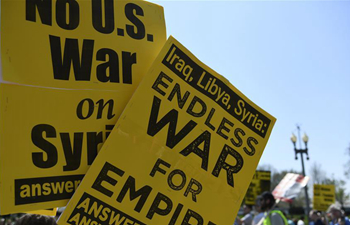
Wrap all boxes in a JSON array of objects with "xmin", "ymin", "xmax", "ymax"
[{"xmin": 290, "ymin": 125, "xmax": 311, "ymax": 221}]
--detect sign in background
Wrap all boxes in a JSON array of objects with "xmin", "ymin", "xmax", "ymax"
[
  {"xmin": 313, "ymin": 184, "xmax": 335, "ymax": 212},
  {"xmin": 245, "ymin": 170, "xmax": 271, "ymax": 205},
  {"xmin": 0, "ymin": 0, "xmax": 166, "ymax": 215},
  {"xmin": 272, "ymin": 173, "xmax": 309, "ymax": 202},
  {"xmin": 58, "ymin": 36, "xmax": 276, "ymax": 225}
]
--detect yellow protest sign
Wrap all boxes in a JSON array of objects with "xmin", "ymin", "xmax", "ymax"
[
  {"xmin": 245, "ymin": 170, "xmax": 271, "ymax": 205},
  {"xmin": 57, "ymin": 36, "xmax": 276, "ymax": 225},
  {"xmin": 59, "ymin": 37, "xmax": 275, "ymax": 224},
  {"xmin": 0, "ymin": 0, "xmax": 166, "ymax": 215},
  {"xmin": 1, "ymin": 0, "xmax": 166, "ymax": 90},
  {"xmin": 313, "ymin": 184, "xmax": 335, "ymax": 211},
  {"xmin": 0, "ymin": 83, "xmax": 134, "ymax": 214}
]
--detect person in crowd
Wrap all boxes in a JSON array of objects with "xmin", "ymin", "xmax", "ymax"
[
  {"xmin": 338, "ymin": 217, "xmax": 346, "ymax": 225},
  {"xmin": 322, "ymin": 215, "xmax": 329, "ymax": 225},
  {"xmin": 327, "ymin": 203, "xmax": 350, "ymax": 225},
  {"xmin": 282, "ymin": 212, "xmax": 294, "ymax": 225},
  {"xmin": 298, "ymin": 216, "xmax": 305, "ymax": 225},
  {"xmin": 252, "ymin": 196, "xmax": 265, "ymax": 225},
  {"xmin": 15, "ymin": 214, "xmax": 57, "ymax": 225},
  {"xmin": 256, "ymin": 191, "xmax": 288, "ymax": 225},
  {"xmin": 237, "ymin": 204, "xmax": 253, "ymax": 225},
  {"xmin": 310, "ymin": 210, "xmax": 325, "ymax": 225},
  {"xmin": 293, "ymin": 218, "xmax": 299, "ymax": 225}
]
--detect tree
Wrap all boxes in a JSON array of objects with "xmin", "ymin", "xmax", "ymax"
[
  {"xmin": 309, "ymin": 162, "xmax": 326, "ymax": 184},
  {"xmin": 335, "ymin": 180, "xmax": 350, "ymax": 209},
  {"xmin": 344, "ymin": 143, "xmax": 350, "ymax": 179},
  {"xmin": 257, "ymin": 164, "xmax": 276, "ymax": 174},
  {"xmin": 323, "ymin": 176, "xmax": 350, "ymax": 208},
  {"xmin": 308, "ymin": 163, "xmax": 350, "ymax": 209},
  {"xmin": 292, "ymin": 191, "xmax": 306, "ymax": 208}
]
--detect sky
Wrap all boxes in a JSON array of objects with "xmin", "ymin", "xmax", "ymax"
[{"xmin": 149, "ymin": 0, "xmax": 350, "ymax": 194}]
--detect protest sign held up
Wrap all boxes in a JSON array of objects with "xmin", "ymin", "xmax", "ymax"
[
  {"xmin": 0, "ymin": 0, "xmax": 166, "ymax": 215},
  {"xmin": 58, "ymin": 36, "xmax": 276, "ymax": 225},
  {"xmin": 1, "ymin": 0, "xmax": 166, "ymax": 90},
  {"xmin": 313, "ymin": 184, "xmax": 335, "ymax": 212},
  {"xmin": 245, "ymin": 170, "xmax": 271, "ymax": 205},
  {"xmin": 0, "ymin": 84, "xmax": 130, "ymax": 214},
  {"xmin": 272, "ymin": 173, "xmax": 310, "ymax": 202}
]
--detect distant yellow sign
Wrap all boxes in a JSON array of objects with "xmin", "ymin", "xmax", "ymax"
[
  {"xmin": 313, "ymin": 184, "xmax": 335, "ymax": 211},
  {"xmin": 58, "ymin": 36, "xmax": 276, "ymax": 225},
  {"xmin": 245, "ymin": 170, "xmax": 271, "ymax": 205},
  {"xmin": 1, "ymin": 0, "xmax": 166, "ymax": 90},
  {"xmin": 0, "ymin": 83, "xmax": 130, "ymax": 214}
]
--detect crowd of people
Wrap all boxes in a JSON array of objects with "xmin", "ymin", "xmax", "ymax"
[
  {"xmin": 0, "ymin": 214, "xmax": 57, "ymax": 225},
  {"xmin": 0, "ymin": 191, "xmax": 349, "ymax": 225},
  {"xmin": 235, "ymin": 191, "xmax": 350, "ymax": 225}
]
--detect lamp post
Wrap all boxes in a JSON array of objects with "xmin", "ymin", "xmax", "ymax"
[{"xmin": 291, "ymin": 125, "xmax": 311, "ymax": 221}]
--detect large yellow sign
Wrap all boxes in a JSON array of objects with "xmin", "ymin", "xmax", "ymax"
[
  {"xmin": 0, "ymin": 0, "xmax": 166, "ymax": 215},
  {"xmin": 0, "ymin": 83, "xmax": 133, "ymax": 214},
  {"xmin": 313, "ymin": 184, "xmax": 335, "ymax": 212},
  {"xmin": 245, "ymin": 170, "xmax": 271, "ymax": 205},
  {"xmin": 1, "ymin": 0, "xmax": 166, "ymax": 90},
  {"xmin": 58, "ymin": 36, "xmax": 276, "ymax": 225}
]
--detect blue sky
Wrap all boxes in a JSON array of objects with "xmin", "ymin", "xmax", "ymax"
[{"xmin": 150, "ymin": 0, "xmax": 350, "ymax": 194}]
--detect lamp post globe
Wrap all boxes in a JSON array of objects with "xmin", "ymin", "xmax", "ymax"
[{"xmin": 291, "ymin": 126, "xmax": 311, "ymax": 221}]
